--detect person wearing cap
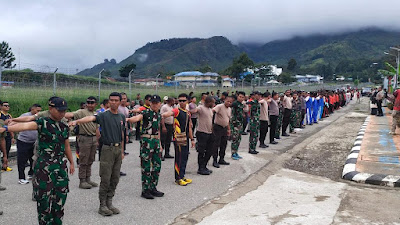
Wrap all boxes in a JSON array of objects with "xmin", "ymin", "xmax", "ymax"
[
  {"xmin": 0, "ymin": 101, "xmax": 14, "ymax": 172},
  {"xmin": 127, "ymin": 95, "xmax": 165, "ymax": 199},
  {"xmin": 1, "ymin": 97, "xmax": 75, "ymax": 224},
  {"xmin": 248, "ymin": 92, "xmax": 261, "ymax": 154},
  {"xmin": 160, "ymin": 98, "xmax": 174, "ymax": 160},
  {"xmin": 281, "ymin": 90, "xmax": 293, "ymax": 136},
  {"xmin": 69, "ymin": 92, "xmax": 126, "ymax": 216},
  {"xmin": 132, "ymin": 94, "xmax": 152, "ymax": 141},
  {"xmin": 65, "ymin": 96, "xmax": 100, "ymax": 189}
]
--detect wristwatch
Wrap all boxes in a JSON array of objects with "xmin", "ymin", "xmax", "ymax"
[{"xmin": 3, "ymin": 125, "xmax": 8, "ymax": 132}]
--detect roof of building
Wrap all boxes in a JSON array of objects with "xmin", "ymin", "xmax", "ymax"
[{"xmin": 174, "ymin": 71, "xmax": 219, "ymax": 77}]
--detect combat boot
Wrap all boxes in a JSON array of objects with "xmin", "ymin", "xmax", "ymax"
[
  {"xmin": 86, "ymin": 177, "xmax": 98, "ymax": 187},
  {"xmin": 79, "ymin": 179, "xmax": 92, "ymax": 189},
  {"xmin": 106, "ymin": 197, "xmax": 120, "ymax": 214},
  {"xmin": 98, "ymin": 200, "xmax": 113, "ymax": 216}
]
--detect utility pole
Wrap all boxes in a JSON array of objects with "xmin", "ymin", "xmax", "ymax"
[
  {"xmin": 129, "ymin": 69, "xmax": 134, "ymax": 99},
  {"xmin": 98, "ymin": 69, "xmax": 104, "ymax": 101},
  {"xmin": 53, "ymin": 68, "xmax": 58, "ymax": 96},
  {"xmin": 391, "ymin": 47, "xmax": 400, "ymax": 90}
]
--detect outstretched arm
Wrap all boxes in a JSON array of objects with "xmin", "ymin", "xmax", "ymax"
[
  {"xmin": 68, "ymin": 116, "xmax": 96, "ymax": 126},
  {"xmin": 162, "ymin": 110, "xmax": 174, "ymax": 118},
  {"xmin": 0, "ymin": 121, "xmax": 37, "ymax": 133},
  {"xmin": 64, "ymin": 112, "xmax": 75, "ymax": 119},
  {"xmin": 10, "ymin": 115, "xmax": 36, "ymax": 123},
  {"xmin": 126, "ymin": 114, "xmax": 143, "ymax": 123}
]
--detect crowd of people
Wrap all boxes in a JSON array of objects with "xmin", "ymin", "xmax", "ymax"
[{"xmin": 0, "ymin": 88, "xmax": 358, "ymax": 224}]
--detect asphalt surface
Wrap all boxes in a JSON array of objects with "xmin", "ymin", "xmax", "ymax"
[{"xmin": 0, "ymin": 99, "xmax": 359, "ymax": 225}]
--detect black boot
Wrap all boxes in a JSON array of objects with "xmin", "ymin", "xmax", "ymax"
[
  {"xmin": 141, "ymin": 190, "xmax": 154, "ymax": 199},
  {"xmin": 150, "ymin": 188, "xmax": 164, "ymax": 197},
  {"xmin": 218, "ymin": 159, "xmax": 230, "ymax": 165},
  {"xmin": 213, "ymin": 159, "xmax": 220, "ymax": 168}
]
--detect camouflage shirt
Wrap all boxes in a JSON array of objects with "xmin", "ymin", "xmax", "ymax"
[
  {"xmin": 35, "ymin": 117, "xmax": 69, "ymax": 161},
  {"xmin": 248, "ymin": 99, "xmax": 260, "ymax": 122},
  {"xmin": 231, "ymin": 100, "xmax": 245, "ymax": 125},
  {"xmin": 140, "ymin": 108, "xmax": 161, "ymax": 135}
]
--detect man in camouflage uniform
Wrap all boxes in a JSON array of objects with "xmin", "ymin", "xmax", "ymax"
[
  {"xmin": 230, "ymin": 91, "xmax": 247, "ymax": 160},
  {"xmin": 127, "ymin": 95, "xmax": 164, "ymax": 199},
  {"xmin": 248, "ymin": 92, "xmax": 261, "ymax": 154},
  {"xmin": 1, "ymin": 97, "xmax": 75, "ymax": 225}
]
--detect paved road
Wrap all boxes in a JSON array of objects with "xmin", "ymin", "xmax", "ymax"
[{"xmin": 0, "ymin": 100, "xmax": 357, "ymax": 225}]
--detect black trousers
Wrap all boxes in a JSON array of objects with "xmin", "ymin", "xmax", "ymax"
[
  {"xmin": 135, "ymin": 122, "xmax": 141, "ymax": 140},
  {"xmin": 269, "ymin": 115, "xmax": 278, "ymax": 143},
  {"xmin": 282, "ymin": 109, "xmax": 291, "ymax": 135},
  {"xmin": 17, "ymin": 140, "xmax": 34, "ymax": 180},
  {"xmin": 259, "ymin": 120, "xmax": 269, "ymax": 145},
  {"xmin": 377, "ymin": 100, "xmax": 383, "ymax": 116},
  {"xmin": 161, "ymin": 124, "xmax": 173, "ymax": 156},
  {"xmin": 98, "ymin": 135, "xmax": 103, "ymax": 161},
  {"xmin": 301, "ymin": 109, "xmax": 306, "ymax": 125},
  {"xmin": 212, "ymin": 124, "xmax": 228, "ymax": 160},
  {"xmin": 196, "ymin": 131, "xmax": 214, "ymax": 170},
  {"xmin": 191, "ymin": 118, "xmax": 197, "ymax": 135},
  {"xmin": 2, "ymin": 138, "xmax": 11, "ymax": 166}
]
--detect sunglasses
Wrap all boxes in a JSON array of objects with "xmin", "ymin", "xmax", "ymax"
[
  {"xmin": 3, "ymin": 105, "xmax": 9, "ymax": 107},
  {"xmin": 178, "ymin": 99, "xmax": 187, "ymax": 102},
  {"xmin": 86, "ymin": 101, "xmax": 96, "ymax": 104}
]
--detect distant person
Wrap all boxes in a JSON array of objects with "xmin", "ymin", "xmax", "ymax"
[
  {"xmin": 230, "ymin": 91, "xmax": 247, "ymax": 160},
  {"xmin": 160, "ymin": 98, "xmax": 174, "ymax": 160},
  {"xmin": 376, "ymin": 86, "xmax": 385, "ymax": 117},
  {"xmin": 248, "ymin": 91, "xmax": 261, "ymax": 154},
  {"xmin": 188, "ymin": 97, "xmax": 198, "ymax": 135}
]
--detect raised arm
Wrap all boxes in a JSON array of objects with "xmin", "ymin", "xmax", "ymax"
[
  {"xmin": 64, "ymin": 112, "xmax": 75, "ymax": 119},
  {"xmin": 162, "ymin": 110, "xmax": 174, "ymax": 118},
  {"xmin": 0, "ymin": 121, "xmax": 38, "ymax": 133},
  {"xmin": 126, "ymin": 114, "xmax": 143, "ymax": 123},
  {"xmin": 10, "ymin": 115, "xmax": 36, "ymax": 123},
  {"xmin": 68, "ymin": 115, "xmax": 96, "ymax": 127}
]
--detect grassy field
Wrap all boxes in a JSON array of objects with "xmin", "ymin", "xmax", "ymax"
[{"xmin": 0, "ymin": 82, "xmax": 355, "ymax": 117}]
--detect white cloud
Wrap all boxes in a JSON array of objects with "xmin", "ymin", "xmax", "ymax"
[{"xmin": 2, "ymin": 0, "xmax": 400, "ymax": 72}]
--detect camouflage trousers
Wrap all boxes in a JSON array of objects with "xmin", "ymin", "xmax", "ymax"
[
  {"xmin": 289, "ymin": 110, "xmax": 302, "ymax": 132},
  {"xmin": 275, "ymin": 112, "xmax": 283, "ymax": 138},
  {"xmin": 231, "ymin": 123, "xmax": 243, "ymax": 154},
  {"xmin": 33, "ymin": 159, "xmax": 69, "ymax": 225},
  {"xmin": 140, "ymin": 137, "xmax": 162, "ymax": 191},
  {"xmin": 249, "ymin": 120, "xmax": 260, "ymax": 152},
  {"xmin": 392, "ymin": 110, "xmax": 400, "ymax": 133}
]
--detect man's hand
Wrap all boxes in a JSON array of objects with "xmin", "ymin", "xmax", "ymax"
[
  {"xmin": 191, "ymin": 139, "xmax": 195, "ymax": 148},
  {"xmin": 121, "ymin": 152, "xmax": 125, "ymax": 160},
  {"xmin": 11, "ymin": 138, "xmax": 15, "ymax": 145},
  {"xmin": 69, "ymin": 162, "xmax": 75, "ymax": 175},
  {"xmin": 227, "ymin": 129, "xmax": 231, "ymax": 137},
  {"xmin": 2, "ymin": 157, "xmax": 8, "ymax": 169},
  {"xmin": 4, "ymin": 119, "xmax": 12, "ymax": 125},
  {"xmin": 68, "ymin": 121, "xmax": 77, "ymax": 127}
]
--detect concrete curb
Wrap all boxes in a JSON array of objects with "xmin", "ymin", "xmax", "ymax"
[{"xmin": 342, "ymin": 116, "xmax": 400, "ymax": 187}]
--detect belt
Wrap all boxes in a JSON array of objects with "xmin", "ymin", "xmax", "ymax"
[
  {"xmin": 104, "ymin": 143, "xmax": 120, "ymax": 147},
  {"xmin": 214, "ymin": 124, "xmax": 227, "ymax": 129},
  {"xmin": 80, "ymin": 134, "xmax": 96, "ymax": 137},
  {"xmin": 142, "ymin": 134, "xmax": 159, "ymax": 139}
]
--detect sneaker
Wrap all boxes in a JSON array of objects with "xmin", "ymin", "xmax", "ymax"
[
  {"xmin": 18, "ymin": 179, "xmax": 29, "ymax": 185},
  {"xmin": 197, "ymin": 169, "xmax": 211, "ymax": 175},
  {"xmin": 236, "ymin": 154, "xmax": 243, "ymax": 159},
  {"xmin": 183, "ymin": 178, "xmax": 192, "ymax": 184},
  {"xmin": 231, "ymin": 154, "xmax": 239, "ymax": 160},
  {"xmin": 175, "ymin": 179, "xmax": 188, "ymax": 186}
]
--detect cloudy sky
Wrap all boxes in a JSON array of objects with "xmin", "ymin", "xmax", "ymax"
[{"xmin": 2, "ymin": 0, "xmax": 400, "ymax": 73}]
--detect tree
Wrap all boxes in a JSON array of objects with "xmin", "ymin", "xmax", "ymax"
[
  {"xmin": 255, "ymin": 64, "xmax": 271, "ymax": 80},
  {"xmin": 353, "ymin": 79, "xmax": 360, "ymax": 87},
  {"xmin": 287, "ymin": 58, "xmax": 297, "ymax": 71},
  {"xmin": 119, "ymin": 63, "xmax": 136, "ymax": 78},
  {"xmin": 225, "ymin": 53, "xmax": 254, "ymax": 80},
  {"xmin": 198, "ymin": 65, "xmax": 212, "ymax": 73},
  {"xmin": 278, "ymin": 72, "xmax": 295, "ymax": 84},
  {"xmin": 0, "ymin": 41, "xmax": 16, "ymax": 69}
]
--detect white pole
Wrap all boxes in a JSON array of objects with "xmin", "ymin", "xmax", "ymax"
[
  {"xmin": 98, "ymin": 69, "xmax": 104, "ymax": 101},
  {"xmin": 53, "ymin": 68, "xmax": 58, "ymax": 96}
]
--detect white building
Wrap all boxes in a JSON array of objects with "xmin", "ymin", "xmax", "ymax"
[
  {"xmin": 295, "ymin": 75, "xmax": 324, "ymax": 83},
  {"xmin": 174, "ymin": 71, "xmax": 219, "ymax": 86}
]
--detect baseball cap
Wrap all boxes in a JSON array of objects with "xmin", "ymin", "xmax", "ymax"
[
  {"xmin": 49, "ymin": 97, "xmax": 68, "ymax": 111},
  {"xmin": 163, "ymin": 96, "xmax": 169, "ymax": 101},
  {"xmin": 150, "ymin": 95, "xmax": 161, "ymax": 103}
]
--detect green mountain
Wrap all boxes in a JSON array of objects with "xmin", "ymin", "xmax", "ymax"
[
  {"xmin": 78, "ymin": 28, "xmax": 400, "ymax": 79},
  {"xmin": 78, "ymin": 36, "xmax": 240, "ymax": 78}
]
